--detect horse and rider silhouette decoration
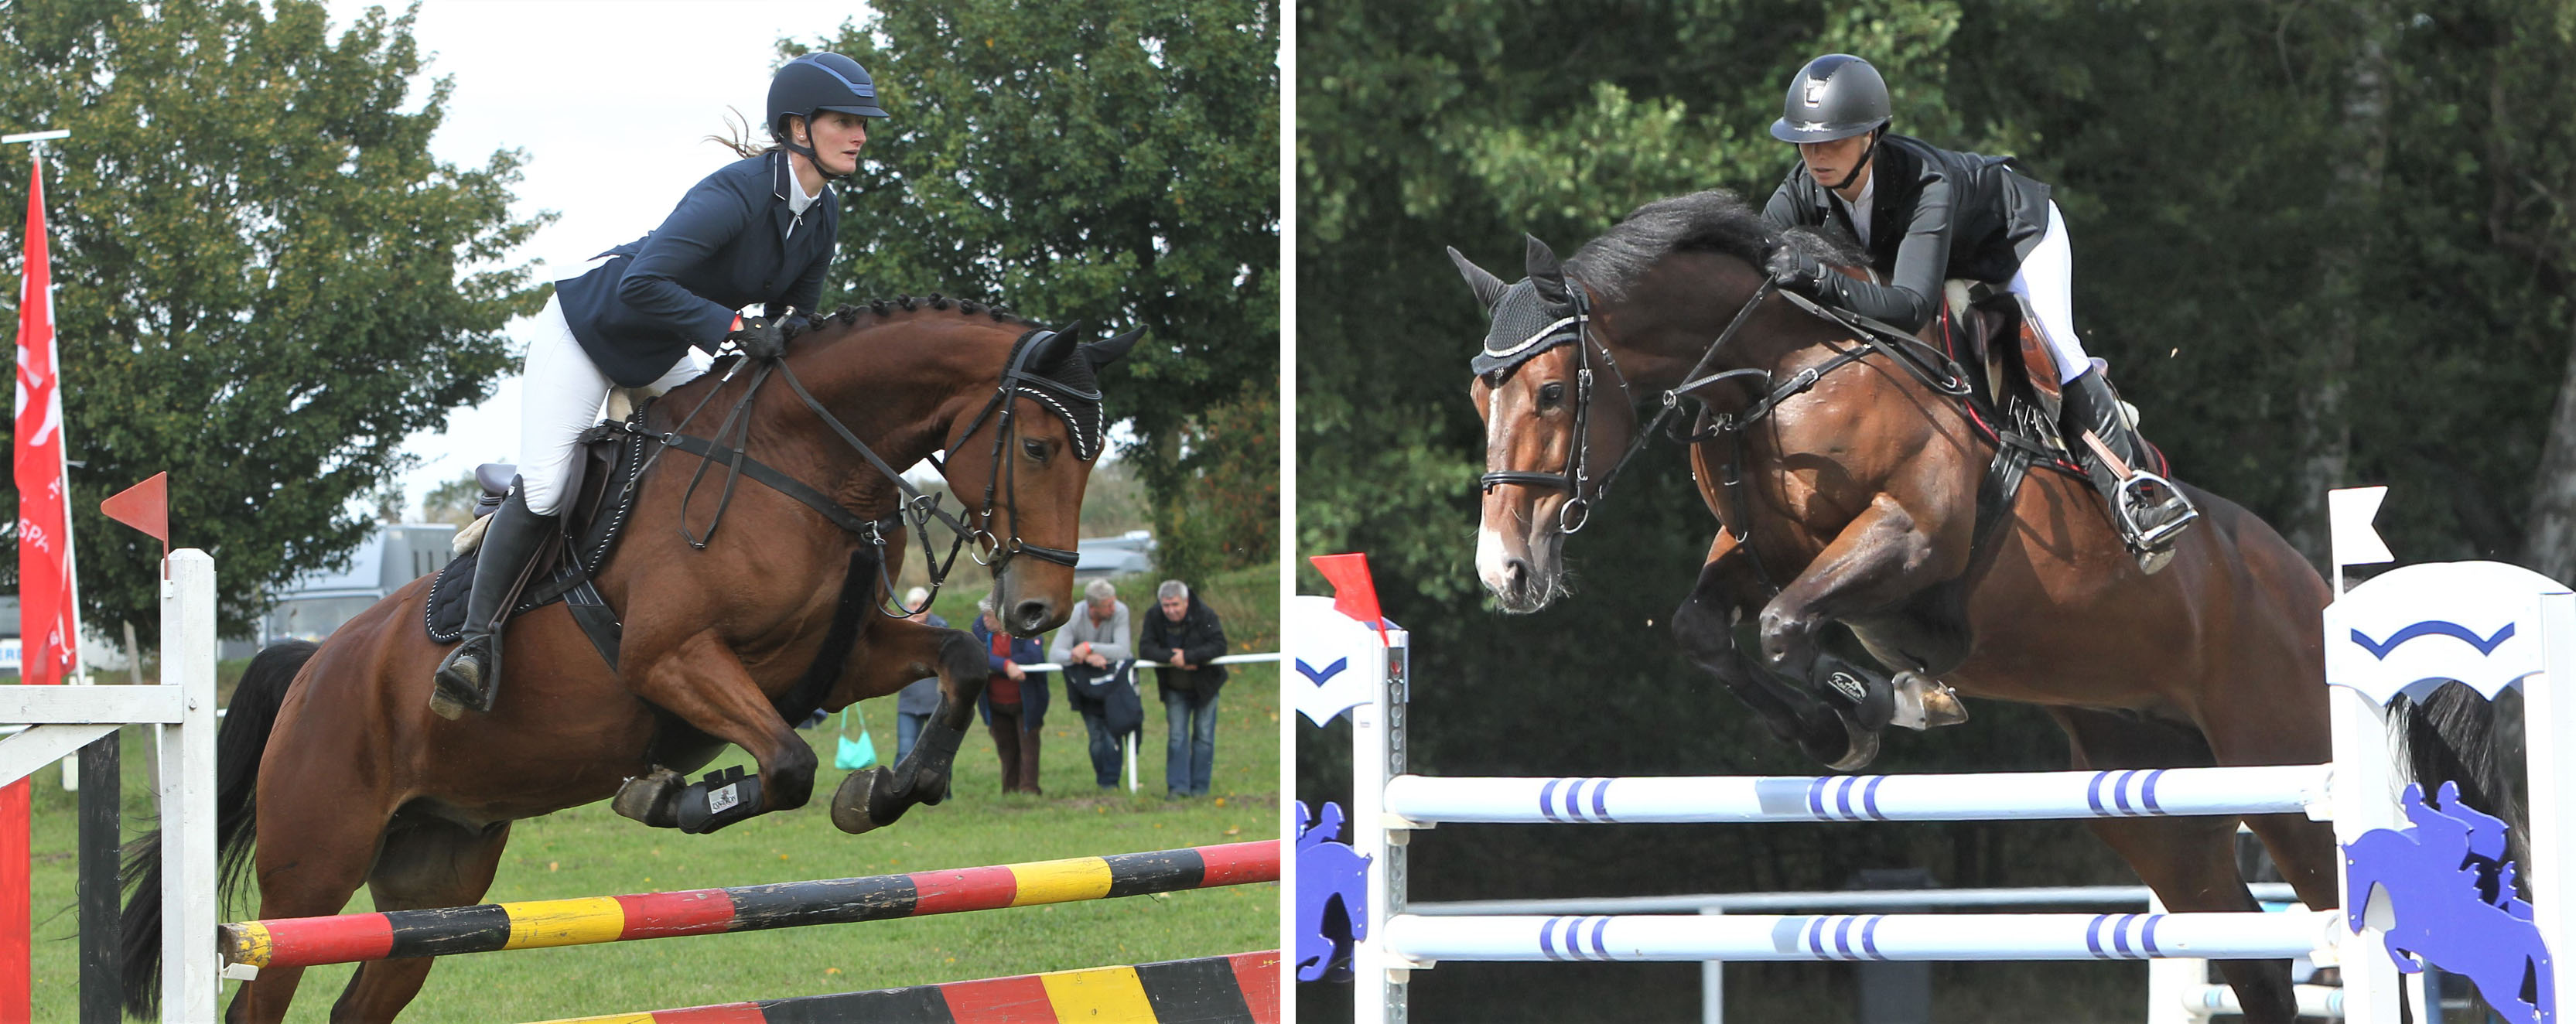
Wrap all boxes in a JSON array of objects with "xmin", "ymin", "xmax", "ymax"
[
  {"xmin": 119, "ymin": 298, "xmax": 1143, "ymax": 1022},
  {"xmin": 1450, "ymin": 189, "xmax": 2521, "ymax": 1024}
]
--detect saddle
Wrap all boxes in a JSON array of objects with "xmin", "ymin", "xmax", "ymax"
[
  {"xmin": 422, "ymin": 406, "xmax": 654, "ymax": 668},
  {"xmin": 1932, "ymin": 280, "xmax": 2172, "ymax": 480}
]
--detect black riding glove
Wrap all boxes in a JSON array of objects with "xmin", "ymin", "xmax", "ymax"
[
  {"xmin": 1767, "ymin": 245, "xmax": 1830, "ymax": 296},
  {"xmin": 726, "ymin": 315, "xmax": 789, "ymax": 360}
]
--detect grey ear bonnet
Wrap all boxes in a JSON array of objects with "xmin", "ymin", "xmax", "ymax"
[{"xmin": 1471, "ymin": 279, "xmax": 1582, "ymax": 379}]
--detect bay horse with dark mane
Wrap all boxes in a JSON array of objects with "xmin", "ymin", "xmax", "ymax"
[
  {"xmin": 121, "ymin": 299, "xmax": 1139, "ymax": 1022},
  {"xmin": 1454, "ymin": 190, "xmax": 2508, "ymax": 1022}
]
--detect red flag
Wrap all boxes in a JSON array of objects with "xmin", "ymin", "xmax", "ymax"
[
  {"xmin": 1307, "ymin": 552, "xmax": 1385, "ymax": 640},
  {"xmin": 13, "ymin": 159, "xmax": 73, "ymax": 685},
  {"xmin": 4, "ymin": 154, "xmax": 66, "ymax": 1024},
  {"xmin": 103, "ymin": 469, "xmax": 169, "ymax": 555}
]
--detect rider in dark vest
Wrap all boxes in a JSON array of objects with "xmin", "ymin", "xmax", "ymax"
[
  {"xmin": 1758, "ymin": 53, "xmax": 2199, "ymax": 570},
  {"xmin": 431, "ymin": 53, "xmax": 888, "ymax": 717}
]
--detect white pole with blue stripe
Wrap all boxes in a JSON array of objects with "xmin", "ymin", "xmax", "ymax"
[
  {"xmin": 1382, "ymin": 910, "xmax": 2334, "ymax": 964},
  {"xmin": 1382, "ymin": 764, "xmax": 2328, "ymax": 825}
]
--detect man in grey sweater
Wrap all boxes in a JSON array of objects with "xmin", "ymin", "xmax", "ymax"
[{"xmin": 1051, "ymin": 579, "xmax": 1135, "ymax": 788}]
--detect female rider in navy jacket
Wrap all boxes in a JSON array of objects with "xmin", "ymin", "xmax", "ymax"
[
  {"xmin": 1759, "ymin": 54, "xmax": 2198, "ymax": 572},
  {"xmin": 432, "ymin": 53, "xmax": 888, "ymax": 717}
]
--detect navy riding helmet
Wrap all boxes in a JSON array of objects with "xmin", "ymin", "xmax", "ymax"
[{"xmin": 768, "ymin": 53, "xmax": 889, "ymax": 175}]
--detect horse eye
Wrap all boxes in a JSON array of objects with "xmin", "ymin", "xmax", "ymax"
[
  {"xmin": 1538, "ymin": 382, "xmax": 1566, "ymax": 408},
  {"xmin": 1022, "ymin": 438, "xmax": 1051, "ymax": 461}
]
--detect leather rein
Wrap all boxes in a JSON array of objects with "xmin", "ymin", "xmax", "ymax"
[{"xmin": 617, "ymin": 323, "xmax": 1086, "ymax": 618}]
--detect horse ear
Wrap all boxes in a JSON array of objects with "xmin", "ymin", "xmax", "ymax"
[
  {"xmin": 1028, "ymin": 321, "xmax": 1086, "ymax": 369},
  {"xmin": 1447, "ymin": 246, "xmax": 1508, "ymax": 312},
  {"xmin": 1083, "ymin": 327, "xmax": 1146, "ymax": 370},
  {"xmin": 1524, "ymin": 234, "xmax": 1568, "ymax": 302}
]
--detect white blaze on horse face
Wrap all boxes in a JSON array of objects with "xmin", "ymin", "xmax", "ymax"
[{"xmin": 1473, "ymin": 378, "xmax": 1547, "ymax": 598}]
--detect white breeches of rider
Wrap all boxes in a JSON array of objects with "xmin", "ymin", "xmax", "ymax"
[
  {"xmin": 518, "ymin": 292, "xmax": 709, "ymax": 516},
  {"xmin": 2007, "ymin": 200, "xmax": 2092, "ymax": 384}
]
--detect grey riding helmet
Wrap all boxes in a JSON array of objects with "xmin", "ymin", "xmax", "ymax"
[
  {"xmin": 769, "ymin": 53, "xmax": 888, "ymax": 172},
  {"xmin": 1770, "ymin": 54, "xmax": 1890, "ymax": 144}
]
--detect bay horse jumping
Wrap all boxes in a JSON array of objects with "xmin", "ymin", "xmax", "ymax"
[
  {"xmin": 1455, "ymin": 190, "xmax": 2506, "ymax": 1022},
  {"xmin": 121, "ymin": 299, "xmax": 1139, "ymax": 1022}
]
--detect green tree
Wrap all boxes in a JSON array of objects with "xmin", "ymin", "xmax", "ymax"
[
  {"xmin": 0, "ymin": 0, "xmax": 546, "ymax": 640},
  {"xmin": 815, "ymin": 0, "xmax": 1278, "ymax": 576},
  {"xmin": 419, "ymin": 473, "xmax": 483, "ymax": 527}
]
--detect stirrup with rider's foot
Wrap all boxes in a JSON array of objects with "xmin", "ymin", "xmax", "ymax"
[
  {"xmin": 431, "ymin": 478, "xmax": 553, "ymax": 719},
  {"xmin": 2059, "ymin": 370, "xmax": 2198, "ymax": 573}
]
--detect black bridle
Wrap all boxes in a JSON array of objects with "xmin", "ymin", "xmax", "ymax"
[
  {"xmin": 639, "ymin": 323, "xmax": 1092, "ymax": 619},
  {"xmin": 1478, "ymin": 273, "xmax": 1778, "ymax": 534}
]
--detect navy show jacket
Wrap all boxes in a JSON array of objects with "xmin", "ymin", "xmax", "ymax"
[{"xmin": 555, "ymin": 152, "xmax": 838, "ymax": 387}]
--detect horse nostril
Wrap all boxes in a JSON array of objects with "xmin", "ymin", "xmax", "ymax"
[
  {"xmin": 1503, "ymin": 558, "xmax": 1530, "ymax": 591},
  {"xmin": 1012, "ymin": 599, "xmax": 1052, "ymax": 632}
]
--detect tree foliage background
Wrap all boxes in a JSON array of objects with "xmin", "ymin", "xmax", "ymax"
[
  {"xmin": 1297, "ymin": 1, "xmax": 2575, "ymax": 1019},
  {"xmin": 0, "ymin": 0, "xmax": 544, "ymax": 640},
  {"xmin": 820, "ymin": 0, "xmax": 1279, "ymax": 583}
]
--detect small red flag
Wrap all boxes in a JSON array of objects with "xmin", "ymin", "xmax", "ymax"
[
  {"xmin": 1307, "ymin": 552, "xmax": 1385, "ymax": 639},
  {"xmin": 103, "ymin": 471, "xmax": 169, "ymax": 572}
]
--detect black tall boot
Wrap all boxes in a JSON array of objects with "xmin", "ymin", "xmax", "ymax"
[
  {"xmin": 431, "ymin": 480, "xmax": 552, "ymax": 719},
  {"xmin": 2060, "ymin": 370, "xmax": 2198, "ymax": 573}
]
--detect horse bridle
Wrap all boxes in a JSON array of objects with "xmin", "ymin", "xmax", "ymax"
[
  {"xmin": 644, "ymin": 323, "xmax": 1090, "ymax": 618},
  {"xmin": 1477, "ymin": 272, "xmax": 1778, "ymax": 534}
]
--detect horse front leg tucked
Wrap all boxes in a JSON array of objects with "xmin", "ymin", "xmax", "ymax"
[
  {"xmin": 610, "ymin": 630, "xmax": 815, "ymax": 833},
  {"xmin": 1672, "ymin": 532, "xmax": 1853, "ymax": 764},
  {"xmin": 1755, "ymin": 492, "xmax": 1965, "ymax": 770},
  {"xmin": 829, "ymin": 620, "xmax": 988, "ymax": 835}
]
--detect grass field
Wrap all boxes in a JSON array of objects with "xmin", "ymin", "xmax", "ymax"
[{"xmin": 23, "ymin": 562, "xmax": 1279, "ymax": 1022}]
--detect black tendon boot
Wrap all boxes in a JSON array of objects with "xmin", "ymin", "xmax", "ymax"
[
  {"xmin": 2059, "ymin": 370, "xmax": 2198, "ymax": 573},
  {"xmin": 431, "ymin": 480, "xmax": 552, "ymax": 718}
]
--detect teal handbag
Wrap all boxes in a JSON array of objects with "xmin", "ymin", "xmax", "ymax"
[{"xmin": 835, "ymin": 705, "xmax": 880, "ymax": 770}]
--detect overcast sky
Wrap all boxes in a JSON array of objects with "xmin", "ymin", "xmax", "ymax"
[{"xmin": 318, "ymin": 1, "xmax": 873, "ymax": 514}]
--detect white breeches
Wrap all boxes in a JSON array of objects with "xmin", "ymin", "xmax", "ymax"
[
  {"xmin": 518, "ymin": 292, "xmax": 708, "ymax": 515},
  {"xmin": 2007, "ymin": 200, "xmax": 2093, "ymax": 384}
]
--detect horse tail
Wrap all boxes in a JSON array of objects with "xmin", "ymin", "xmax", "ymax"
[
  {"xmin": 2394, "ymin": 682, "xmax": 2526, "ymax": 882},
  {"xmin": 120, "ymin": 638, "xmax": 315, "ymax": 1019}
]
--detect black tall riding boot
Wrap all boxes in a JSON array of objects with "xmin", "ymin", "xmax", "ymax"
[
  {"xmin": 431, "ymin": 481, "xmax": 552, "ymax": 719},
  {"xmin": 2060, "ymin": 370, "xmax": 2198, "ymax": 573}
]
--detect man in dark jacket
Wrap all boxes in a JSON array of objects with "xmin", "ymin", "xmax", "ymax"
[{"xmin": 1140, "ymin": 579, "xmax": 1227, "ymax": 797}]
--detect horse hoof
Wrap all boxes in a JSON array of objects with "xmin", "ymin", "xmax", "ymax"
[
  {"xmin": 1891, "ymin": 672, "xmax": 1970, "ymax": 731},
  {"xmin": 830, "ymin": 768, "xmax": 888, "ymax": 835},
  {"xmin": 612, "ymin": 768, "xmax": 683, "ymax": 828},
  {"xmin": 427, "ymin": 689, "xmax": 466, "ymax": 721}
]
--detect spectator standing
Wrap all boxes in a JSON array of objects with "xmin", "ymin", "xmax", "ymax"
[
  {"xmin": 1051, "ymin": 579, "xmax": 1135, "ymax": 789},
  {"xmin": 1139, "ymin": 579, "xmax": 1227, "ymax": 797},
  {"xmin": 891, "ymin": 587, "xmax": 948, "ymax": 763},
  {"xmin": 972, "ymin": 597, "xmax": 1048, "ymax": 794}
]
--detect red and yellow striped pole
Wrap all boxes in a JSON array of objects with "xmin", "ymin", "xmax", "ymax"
[
  {"xmin": 220, "ymin": 841, "xmax": 1276, "ymax": 971},
  {"xmin": 526, "ymin": 951, "xmax": 1281, "ymax": 1024}
]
